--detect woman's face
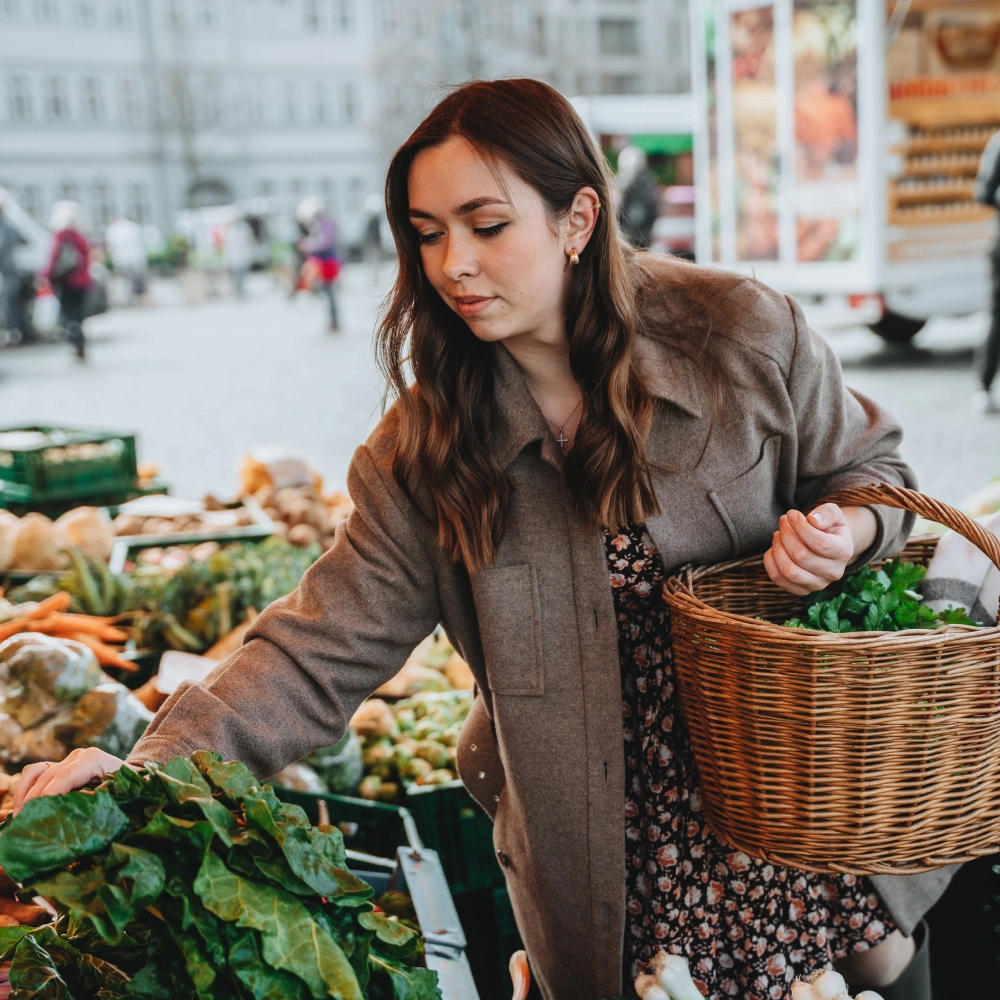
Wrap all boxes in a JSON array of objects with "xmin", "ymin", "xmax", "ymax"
[{"xmin": 408, "ymin": 136, "xmax": 591, "ymax": 346}]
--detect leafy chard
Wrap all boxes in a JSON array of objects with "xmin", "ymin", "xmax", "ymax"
[
  {"xmin": 0, "ymin": 752, "xmax": 441, "ymax": 1000},
  {"xmin": 785, "ymin": 558, "xmax": 978, "ymax": 633}
]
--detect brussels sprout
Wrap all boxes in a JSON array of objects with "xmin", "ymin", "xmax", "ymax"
[
  {"xmin": 413, "ymin": 739, "xmax": 450, "ymax": 770},
  {"xmin": 401, "ymin": 757, "xmax": 433, "ymax": 781},
  {"xmin": 390, "ymin": 744, "xmax": 413, "ymax": 770},
  {"xmin": 394, "ymin": 707, "xmax": 416, "ymax": 733},
  {"xmin": 441, "ymin": 724, "xmax": 461, "ymax": 748},
  {"xmin": 358, "ymin": 775, "xmax": 382, "ymax": 801},
  {"xmin": 362, "ymin": 741, "xmax": 393, "ymax": 769},
  {"xmin": 416, "ymin": 769, "xmax": 455, "ymax": 786},
  {"xmin": 370, "ymin": 757, "xmax": 397, "ymax": 781},
  {"xmin": 375, "ymin": 781, "xmax": 399, "ymax": 803},
  {"xmin": 413, "ymin": 719, "xmax": 442, "ymax": 741}
]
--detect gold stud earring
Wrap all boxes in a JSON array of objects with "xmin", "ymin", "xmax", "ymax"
[{"xmin": 569, "ymin": 249, "xmax": 580, "ymax": 266}]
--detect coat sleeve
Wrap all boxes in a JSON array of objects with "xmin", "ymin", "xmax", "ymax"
[
  {"xmin": 127, "ymin": 441, "xmax": 442, "ymax": 778},
  {"xmin": 784, "ymin": 294, "xmax": 918, "ymax": 564}
]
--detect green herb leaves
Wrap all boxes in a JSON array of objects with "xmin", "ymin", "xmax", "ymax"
[
  {"xmin": 784, "ymin": 558, "xmax": 978, "ymax": 633},
  {"xmin": 0, "ymin": 752, "xmax": 441, "ymax": 1000}
]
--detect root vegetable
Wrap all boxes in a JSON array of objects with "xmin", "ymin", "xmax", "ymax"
[
  {"xmin": 350, "ymin": 698, "xmax": 398, "ymax": 739},
  {"xmin": 12, "ymin": 513, "xmax": 67, "ymax": 571},
  {"xmin": 635, "ymin": 975, "xmax": 670, "ymax": 1000},
  {"xmin": 287, "ymin": 523, "xmax": 321, "ymax": 547},
  {"xmin": 55, "ymin": 506, "xmax": 114, "ymax": 562},
  {"xmin": 0, "ymin": 510, "xmax": 19, "ymax": 573},
  {"xmin": 112, "ymin": 514, "xmax": 144, "ymax": 536},
  {"xmin": 810, "ymin": 971, "xmax": 848, "ymax": 999},
  {"xmin": 510, "ymin": 950, "xmax": 531, "ymax": 1000},
  {"xmin": 649, "ymin": 952, "xmax": 706, "ymax": 1000}
]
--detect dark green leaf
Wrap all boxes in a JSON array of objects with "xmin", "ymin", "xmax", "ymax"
[
  {"xmin": 0, "ymin": 789, "xmax": 129, "ymax": 882},
  {"xmin": 225, "ymin": 924, "xmax": 310, "ymax": 1000},
  {"xmin": 146, "ymin": 759, "xmax": 239, "ymax": 846},
  {"xmin": 162, "ymin": 871, "xmax": 226, "ymax": 966},
  {"xmin": 0, "ymin": 925, "xmax": 33, "ymax": 962},
  {"xmin": 126, "ymin": 921, "xmax": 199, "ymax": 1000},
  {"xmin": 369, "ymin": 953, "xmax": 441, "ymax": 1000},
  {"xmin": 9, "ymin": 932, "xmax": 74, "ymax": 1000},
  {"xmin": 358, "ymin": 911, "xmax": 420, "ymax": 961},
  {"xmin": 193, "ymin": 850, "xmax": 363, "ymax": 1000},
  {"xmin": 191, "ymin": 751, "xmax": 259, "ymax": 803}
]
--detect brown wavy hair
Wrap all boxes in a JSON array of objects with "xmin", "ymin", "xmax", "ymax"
[{"xmin": 378, "ymin": 79, "xmax": 662, "ymax": 570}]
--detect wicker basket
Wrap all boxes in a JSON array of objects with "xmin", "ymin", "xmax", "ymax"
[{"xmin": 663, "ymin": 484, "xmax": 1000, "ymax": 875}]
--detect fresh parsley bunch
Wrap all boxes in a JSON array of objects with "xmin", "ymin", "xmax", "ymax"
[
  {"xmin": 785, "ymin": 558, "xmax": 977, "ymax": 633},
  {"xmin": 0, "ymin": 752, "xmax": 441, "ymax": 1000}
]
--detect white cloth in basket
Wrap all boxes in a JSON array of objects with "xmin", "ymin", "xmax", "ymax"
[{"xmin": 919, "ymin": 511, "xmax": 1000, "ymax": 626}]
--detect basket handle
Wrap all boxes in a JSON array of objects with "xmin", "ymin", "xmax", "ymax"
[{"xmin": 815, "ymin": 483, "xmax": 1000, "ymax": 573}]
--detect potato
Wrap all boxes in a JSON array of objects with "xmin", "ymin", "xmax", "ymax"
[
  {"xmin": 287, "ymin": 523, "xmax": 320, "ymax": 547},
  {"xmin": 12, "ymin": 513, "xmax": 68, "ymax": 571},
  {"xmin": 56, "ymin": 506, "xmax": 115, "ymax": 562},
  {"xmin": 0, "ymin": 510, "xmax": 20, "ymax": 573},
  {"xmin": 269, "ymin": 519, "xmax": 289, "ymax": 541},
  {"xmin": 113, "ymin": 514, "xmax": 144, "ymax": 536}
]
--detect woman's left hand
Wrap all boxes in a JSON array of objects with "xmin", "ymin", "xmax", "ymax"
[{"xmin": 764, "ymin": 503, "xmax": 876, "ymax": 596}]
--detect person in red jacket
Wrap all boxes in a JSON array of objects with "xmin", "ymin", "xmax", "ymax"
[{"xmin": 42, "ymin": 200, "xmax": 92, "ymax": 360}]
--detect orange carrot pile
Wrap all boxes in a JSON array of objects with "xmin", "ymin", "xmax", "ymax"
[{"xmin": 0, "ymin": 591, "xmax": 137, "ymax": 671}]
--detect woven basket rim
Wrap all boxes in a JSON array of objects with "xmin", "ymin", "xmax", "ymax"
[{"xmin": 667, "ymin": 537, "xmax": 1000, "ymax": 643}]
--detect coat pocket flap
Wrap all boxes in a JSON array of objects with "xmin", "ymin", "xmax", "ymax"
[{"xmin": 471, "ymin": 563, "xmax": 544, "ymax": 696}]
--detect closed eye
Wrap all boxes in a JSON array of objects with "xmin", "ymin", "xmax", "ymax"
[
  {"xmin": 473, "ymin": 222, "xmax": 510, "ymax": 239},
  {"xmin": 417, "ymin": 231, "xmax": 444, "ymax": 245}
]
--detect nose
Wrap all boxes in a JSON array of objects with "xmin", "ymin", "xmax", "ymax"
[{"xmin": 441, "ymin": 232, "xmax": 479, "ymax": 282}]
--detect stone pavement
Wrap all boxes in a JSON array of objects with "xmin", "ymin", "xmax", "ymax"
[{"xmin": 0, "ymin": 265, "xmax": 997, "ymax": 508}]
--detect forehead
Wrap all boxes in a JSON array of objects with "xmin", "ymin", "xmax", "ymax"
[{"xmin": 408, "ymin": 136, "xmax": 518, "ymax": 212}]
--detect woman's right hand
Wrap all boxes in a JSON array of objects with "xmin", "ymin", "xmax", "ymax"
[{"xmin": 13, "ymin": 748, "xmax": 127, "ymax": 816}]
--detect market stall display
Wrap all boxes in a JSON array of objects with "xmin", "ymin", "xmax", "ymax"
[
  {"xmin": 0, "ymin": 505, "xmax": 114, "ymax": 573},
  {"xmin": 0, "ymin": 752, "xmax": 443, "ymax": 999}
]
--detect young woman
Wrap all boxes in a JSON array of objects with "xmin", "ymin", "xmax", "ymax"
[{"xmin": 17, "ymin": 81, "xmax": 945, "ymax": 1000}]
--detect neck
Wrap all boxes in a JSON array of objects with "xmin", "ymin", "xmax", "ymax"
[{"xmin": 501, "ymin": 321, "xmax": 581, "ymax": 422}]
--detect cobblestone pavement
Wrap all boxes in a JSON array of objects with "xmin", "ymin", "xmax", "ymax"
[{"xmin": 0, "ymin": 265, "xmax": 997, "ymax": 507}]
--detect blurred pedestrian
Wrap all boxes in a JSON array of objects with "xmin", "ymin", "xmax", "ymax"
[
  {"xmin": 105, "ymin": 215, "xmax": 149, "ymax": 306},
  {"xmin": 296, "ymin": 196, "xmax": 341, "ymax": 332},
  {"xmin": 616, "ymin": 145, "xmax": 659, "ymax": 250},
  {"xmin": 224, "ymin": 214, "xmax": 255, "ymax": 299},
  {"xmin": 974, "ymin": 129, "xmax": 1000, "ymax": 413},
  {"xmin": 0, "ymin": 190, "xmax": 25, "ymax": 340},
  {"xmin": 43, "ymin": 200, "xmax": 91, "ymax": 360}
]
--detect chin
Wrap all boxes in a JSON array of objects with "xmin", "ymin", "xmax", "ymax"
[{"xmin": 464, "ymin": 319, "xmax": 517, "ymax": 344}]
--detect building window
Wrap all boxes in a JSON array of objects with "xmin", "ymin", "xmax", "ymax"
[
  {"xmin": 303, "ymin": 0, "xmax": 320, "ymax": 31},
  {"xmin": 91, "ymin": 181, "xmax": 114, "ymax": 229},
  {"xmin": 282, "ymin": 81, "xmax": 297, "ymax": 124},
  {"xmin": 339, "ymin": 81, "xmax": 357, "ymax": 123},
  {"xmin": 71, "ymin": 0, "xmax": 95, "ymax": 23},
  {"xmin": 348, "ymin": 176, "xmax": 364, "ymax": 212},
  {"xmin": 7, "ymin": 76, "xmax": 33, "ymax": 122},
  {"xmin": 107, "ymin": 0, "xmax": 131, "ymax": 28},
  {"xmin": 125, "ymin": 182, "xmax": 150, "ymax": 224},
  {"xmin": 0, "ymin": 0, "xmax": 21, "ymax": 21},
  {"xmin": 80, "ymin": 77, "xmax": 104, "ymax": 121},
  {"xmin": 43, "ymin": 76, "xmax": 70, "ymax": 121},
  {"xmin": 331, "ymin": 0, "xmax": 352, "ymax": 32},
  {"xmin": 33, "ymin": 0, "xmax": 57, "ymax": 21},
  {"xmin": 119, "ymin": 78, "xmax": 142, "ymax": 123},
  {"xmin": 313, "ymin": 81, "xmax": 330, "ymax": 124},
  {"xmin": 598, "ymin": 18, "xmax": 640, "ymax": 55},
  {"xmin": 20, "ymin": 185, "xmax": 42, "ymax": 221},
  {"xmin": 194, "ymin": 0, "xmax": 217, "ymax": 28},
  {"xmin": 599, "ymin": 73, "xmax": 642, "ymax": 94},
  {"xmin": 320, "ymin": 177, "xmax": 338, "ymax": 213},
  {"xmin": 288, "ymin": 178, "xmax": 304, "ymax": 200}
]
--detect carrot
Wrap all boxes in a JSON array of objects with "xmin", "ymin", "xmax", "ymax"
[
  {"xmin": 67, "ymin": 634, "xmax": 138, "ymax": 672},
  {"xmin": 42, "ymin": 620, "xmax": 130, "ymax": 643},
  {"xmin": 0, "ymin": 620, "xmax": 27, "ymax": 643},
  {"xmin": 28, "ymin": 592, "xmax": 72, "ymax": 619}
]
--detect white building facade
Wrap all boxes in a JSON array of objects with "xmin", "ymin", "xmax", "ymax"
[{"xmin": 0, "ymin": 0, "xmax": 690, "ymax": 241}]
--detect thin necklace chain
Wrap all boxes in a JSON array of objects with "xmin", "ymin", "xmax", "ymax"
[{"xmin": 542, "ymin": 397, "xmax": 583, "ymax": 451}]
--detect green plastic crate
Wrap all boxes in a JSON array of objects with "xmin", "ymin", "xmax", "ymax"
[
  {"xmin": 273, "ymin": 786, "xmax": 420, "ymax": 859},
  {"xmin": 0, "ymin": 425, "xmax": 138, "ymax": 508},
  {"xmin": 404, "ymin": 781, "xmax": 505, "ymax": 895}
]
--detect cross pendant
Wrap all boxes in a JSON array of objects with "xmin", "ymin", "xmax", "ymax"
[{"xmin": 556, "ymin": 428, "xmax": 568, "ymax": 449}]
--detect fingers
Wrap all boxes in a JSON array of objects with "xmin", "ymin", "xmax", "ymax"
[
  {"xmin": 783, "ymin": 508, "xmax": 853, "ymax": 562},
  {"xmin": 12, "ymin": 748, "xmax": 125, "ymax": 816},
  {"xmin": 765, "ymin": 536, "xmax": 828, "ymax": 596}
]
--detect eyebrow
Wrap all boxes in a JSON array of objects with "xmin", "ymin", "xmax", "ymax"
[{"xmin": 408, "ymin": 196, "xmax": 509, "ymax": 220}]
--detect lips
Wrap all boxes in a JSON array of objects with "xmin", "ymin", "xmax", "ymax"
[{"xmin": 452, "ymin": 295, "xmax": 496, "ymax": 318}]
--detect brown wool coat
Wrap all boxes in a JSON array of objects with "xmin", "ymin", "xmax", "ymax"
[{"xmin": 129, "ymin": 255, "xmax": 953, "ymax": 1000}]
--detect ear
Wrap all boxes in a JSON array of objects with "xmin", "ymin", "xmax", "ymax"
[{"xmin": 563, "ymin": 186, "xmax": 601, "ymax": 260}]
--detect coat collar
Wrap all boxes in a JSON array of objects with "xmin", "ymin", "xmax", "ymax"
[{"xmin": 491, "ymin": 335, "xmax": 705, "ymax": 471}]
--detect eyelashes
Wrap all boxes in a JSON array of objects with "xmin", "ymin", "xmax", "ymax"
[{"xmin": 417, "ymin": 221, "xmax": 511, "ymax": 245}]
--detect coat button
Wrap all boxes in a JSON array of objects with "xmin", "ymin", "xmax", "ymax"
[{"xmin": 496, "ymin": 851, "xmax": 511, "ymax": 868}]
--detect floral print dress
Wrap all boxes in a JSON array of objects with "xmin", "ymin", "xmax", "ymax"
[{"xmin": 605, "ymin": 525, "xmax": 894, "ymax": 1000}]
